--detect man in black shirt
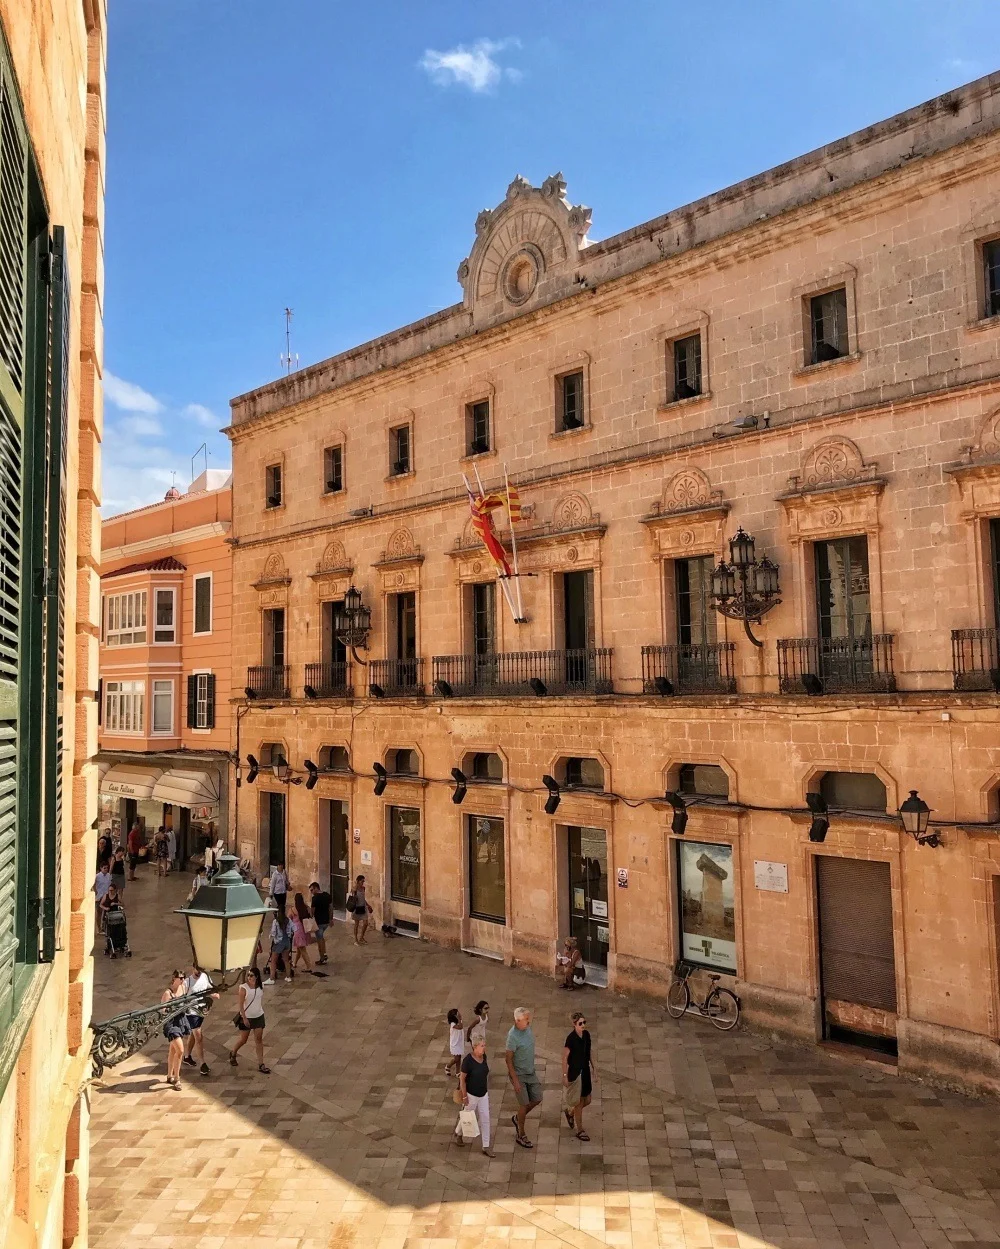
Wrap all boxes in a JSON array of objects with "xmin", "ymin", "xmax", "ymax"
[{"xmin": 309, "ymin": 881, "xmax": 333, "ymax": 965}]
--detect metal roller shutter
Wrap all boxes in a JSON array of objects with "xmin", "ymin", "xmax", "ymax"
[{"xmin": 817, "ymin": 855, "xmax": 897, "ymax": 1012}]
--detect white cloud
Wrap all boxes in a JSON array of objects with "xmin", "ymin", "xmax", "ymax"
[
  {"xmin": 104, "ymin": 370, "xmax": 163, "ymax": 415},
  {"xmin": 420, "ymin": 38, "xmax": 521, "ymax": 93},
  {"xmin": 183, "ymin": 403, "xmax": 220, "ymax": 429},
  {"xmin": 118, "ymin": 414, "xmax": 163, "ymax": 438}
]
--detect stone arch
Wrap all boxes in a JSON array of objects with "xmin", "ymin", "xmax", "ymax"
[
  {"xmin": 262, "ymin": 553, "xmax": 286, "ymax": 582},
  {"xmin": 800, "ymin": 436, "xmax": 868, "ymax": 489},
  {"xmin": 385, "ymin": 527, "xmax": 416, "ymax": 560},
  {"xmin": 318, "ymin": 540, "xmax": 347, "ymax": 572},
  {"xmin": 552, "ymin": 491, "xmax": 592, "ymax": 529},
  {"xmin": 662, "ymin": 467, "xmax": 713, "ymax": 513}
]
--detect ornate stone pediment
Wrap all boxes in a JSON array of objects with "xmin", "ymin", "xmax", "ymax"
[
  {"xmin": 779, "ymin": 436, "xmax": 884, "ymax": 541},
  {"xmin": 458, "ymin": 173, "xmax": 593, "ymax": 330},
  {"xmin": 786, "ymin": 435, "xmax": 879, "ymax": 494},
  {"xmin": 640, "ymin": 468, "xmax": 729, "ymax": 558},
  {"xmin": 310, "ymin": 540, "xmax": 354, "ymax": 596},
  {"xmin": 253, "ymin": 552, "xmax": 291, "ymax": 591},
  {"xmin": 946, "ymin": 408, "xmax": 1000, "ymax": 515}
]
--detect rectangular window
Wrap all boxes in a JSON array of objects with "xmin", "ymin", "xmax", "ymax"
[
  {"xmin": 672, "ymin": 334, "xmax": 702, "ymax": 400},
  {"xmin": 557, "ymin": 371, "xmax": 585, "ymax": 432},
  {"xmin": 104, "ymin": 590, "xmax": 147, "ymax": 646},
  {"xmin": 809, "ymin": 288, "xmax": 849, "ymax": 363},
  {"xmin": 152, "ymin": 680, "xmax": 173, "ymax": 733},
  {"xmin": 265, "ymin": 463, "xmax": 282, "ymax": 508},
  {"xmin": 153, "ymin": 588, "xmax": 175, "ymax": 642},
  {"xmin": 469, "ymin": 815, "xmax": 505, "ymax": 923},
  {"xmin": 675, "ymin": 557, "xmax": 717, "ymax": 646},
  {"xmin": 389, "ymin": 806, "xmax": 421, "ymax": 904},
  {"xmin": 263, "ymin": 608, "xmax": 286, "ymax": 669},
  {"xmin": 985, "ymin": 239, "xmax": 1000, "ymax": 319},
  {"xmin": 104, "ymin": 680, "xmax": 145, "ymax": 735},
  {"xmin": 471, "ymin": 582, "xmax": 495, "ymax": 656},
  {"xmin": 324, "ymin": 445, "xmax": 344, "ymax": 493},
  {"xmin": 321, "ymin": 599, "xmax": 348, "ymax": 665},
  {"xmin": 193, "ymin": 574, "xmax": 212, "ymax": 635},
  {"xmin": 815, "ymin": 537, "xmax": 871, "ymax": 642},
  {"xmin": 188, "ymin": 672, "xmax": 215, "ymax": 730},
  {"xmin": 466, "ymin": 400, "xmax": 490, "ymax": 455},
  {"xmin": 991, "ymin": 518, "xmax": 1000, "ymax": 631},
  {"xmin": 390, "ymin": 425, "xmax": 411, "ymax": 476},
  {"xmin": 676, "ymin": 839, "xmax": 737, "ymax": 973},
  {"xmin": 391, "ymin": 592, "xmax": 417, "ymax": 661}
]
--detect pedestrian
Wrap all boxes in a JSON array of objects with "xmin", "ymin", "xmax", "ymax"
[
  {"xmin": 228, "ymin": 966, "xmax": 270, "ymax": 1074},
  {"xmin": 562, "ymin": 1011, "xmax": 596, "ymax": 1141},
  {"xmin": 269, "ymin": 861, "xmax": 288, "ymax": 913},
  {"xmin": 308, "ymin": 880, "xmax": 331, "ymax": 965},
  {"xmin": 166, "ymin": 824, "xmax": 177, "ymax": 873},
  {"xmin": 466, "ymin": 1000, "xmax": 489, "ymax": 1049},
  {"xmin": 347, "ymin": 874, "xmax": 371, "ymax": 944},
  {"xmin": 455, "ymin": 1037, "xmax": 495, "ymax": 1157},
  {"xmin": 99, "ymin": 881, "xmax": 123, "ymax": 926},
  {"xmin": 289, "ymin": 894, "xmax": 313, "ymax": 973},
  {"xmin": 92, "ymin": 861, "xmax": 113, "ymax": 933},
  {"xmin": 187, "ymin": 864, "xmax": 207, "ymax": 901},
  {"xmin": 556, "ymin": 936, "xmax": 585, "ymax": 990},
  {"xmin": 181, "ymin": 963, "xmax": 218, "ymax": 1077},
  {"xmin": 161, "ymin": 970, "xmax": 191, "ymax": 1088},
  {"xmin": 110, "ymin": 846, "xmax": 127, "ymax": 897},
  {"xmin": 444, "ymin": 1007, "xmax": 464, "ymax": 1076},
  {"xmin": 505, "ymin": 1006, "xmax": 542, "ymax": 1149},
  {"xmin": 155, "ymin": 827, "xmax": 169, "ymax": 878},
  {"xmin": 95, "ymin": 833, "xmax": 113, "ymax": 871},
  {"xmin": 127, "ymin": 821, "xmax": 143, "ymax": 881},
  {"xmin": 265, "ymin": 907, "xmax": 293, "ymax": 984}
]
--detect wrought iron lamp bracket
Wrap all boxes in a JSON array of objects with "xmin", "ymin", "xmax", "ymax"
[{"xmin": 714, "ymin": 593, "xmax": 783, "ymax": 647}]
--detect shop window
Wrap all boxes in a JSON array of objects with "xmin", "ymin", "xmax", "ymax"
[
  {"xmin": 389, "ymin": 806, "xmax": 421, "ymax": 903},
  {"xmin": 819, "ymin": 771, "xmax": 887, "ymax": 812},
  {"xmin": 104, "ymin": 680, "xmax": 145, "ymax": 734},
  {"xmin": 193, "ymin": 573, "xmax": 212, "ymax": 635},
  {"xmin": 319, "ymin": 745, "xmax": 350, "ymax": 772},
  {"xmin": 104, "ymin": 590, "xmax": 147, "ymax": 646},
  {"xmin": 153, "ymin": 588, "xmax": 175, "ymax": 643},
  {"xmin": 468, "ymin": 751, "xmax": 503, "ymax": 782},
  {"xmin": 561, "ymin": 756, "xmax": 605, "ymax": 790},
  {"xmin": 265, "ymin": 463, "xmax": 282, "ymax": 509},
  {"xmin": 468, "ymin": 815, "xmax": 505, "ymax": 923},
  {"xmin": 391, "ymin": 748, "xmax": 418, "ymax": 776},
  {"xmin": 676, "ymin": 839, "xmax": 737, "ymax": 973},
  {"xmin": 678, "ymin": 764, "xmax": 729, "ymax": 800}
]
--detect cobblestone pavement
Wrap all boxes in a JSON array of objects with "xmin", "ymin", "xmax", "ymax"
[{"xmin": 90, "ymin": 870, "xmax": 1000, "ymax": 1249}]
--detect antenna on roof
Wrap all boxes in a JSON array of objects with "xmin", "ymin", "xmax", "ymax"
[
  {"xmin": 280, "ymin": 307, "xmax": 299, "ymax": 375},
  {"xmin": 191, "ymin": 442, "xmax": 208, "ymax": 484}
]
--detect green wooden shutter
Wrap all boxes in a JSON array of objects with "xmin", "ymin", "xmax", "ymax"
[
  {"xmin": 206, "ymin": 674, "xmax": 216, "ymax": 728},
  {"xmin": 186, "ymin": 674, "xmax": 198, "ymax": 728}
]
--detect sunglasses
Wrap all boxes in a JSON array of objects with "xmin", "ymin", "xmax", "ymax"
[{"xmin": 575, "ymin": 1019, "xmax": 587, "ymax": 1026}]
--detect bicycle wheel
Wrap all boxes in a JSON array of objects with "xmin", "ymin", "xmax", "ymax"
[
  {"xmin": 666, "ymin": 979, "xmax": 690, "ymax": 1019},
  {"xmin": 706, "ymin": 987, "xmax": 740, "ymax": 1031}
]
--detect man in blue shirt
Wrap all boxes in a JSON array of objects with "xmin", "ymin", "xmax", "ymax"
[{"xmin": 505, "ymin": 1006, "xmax": 542, "ymax": 1147}]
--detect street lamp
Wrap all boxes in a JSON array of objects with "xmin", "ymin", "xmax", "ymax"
[
  {"xmin": 709, "ymin": 527, "xmax": 782, "ymax": 647},
  {"xmin": 899, "ymin": 789, "xmax": 939, "ymax": 846},
  {"xmin": 336, "ymin": 585, "xmax": 372, "ymax": 662}
]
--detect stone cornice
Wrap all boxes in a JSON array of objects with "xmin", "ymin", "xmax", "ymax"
[{"xmin": 101, "ymin": 520, "xmax": 231, "ymax": 563}]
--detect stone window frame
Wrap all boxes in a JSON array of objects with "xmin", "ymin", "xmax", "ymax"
[
  {"xmin": 656, "ymin": 311, "xmax": 711, "ymax": 412},
  {"xmin": 461, "ymin": 747, "xmax": 508, "ymax": 785},
  {"xmin": 386, "ymin": 411, "xmax": 415, "ymax": 483},
  {"xmin": 321, "ymin": 433, "xmax": 347, "ymax": 499},
  {"xmin": 264, "ymin": 456, "xmax": 285, "ymax": 511},
  {"xmin": 662, "ymin": 755, "xmax": 739, "ymax": 806},
  {"xmin": 959, "ymin": 217, "xmax": 1000, "ymax": 332},
  {"xmin": 790, "ymin": 264, "xmax": 862, "ymax": 379},
  {"xmin": 548, "ymin": 351, "xmax": 593, "ymax": 443},
  {"xmin": 459, "ymin": 380, "xmax": 498, "ymax": 464}
]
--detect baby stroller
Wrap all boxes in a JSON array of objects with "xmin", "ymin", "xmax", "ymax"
[{"xmin": 104, "ymin": 902, "xmax": 132, "ymax": 958}]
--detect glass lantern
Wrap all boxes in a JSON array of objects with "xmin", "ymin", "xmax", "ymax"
[{"xmin": 175, "ymin": 854, "xmax": 272, "ymax": 977}]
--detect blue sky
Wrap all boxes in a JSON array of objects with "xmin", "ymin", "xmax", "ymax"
[{"xmin": 102, "ymin": 0, "xmax": 999, "ymax": 513}]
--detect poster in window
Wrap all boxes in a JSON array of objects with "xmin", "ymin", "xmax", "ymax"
[{"xmin": 677, "ymin": 840, "xmax": 737, "ymax": 973}]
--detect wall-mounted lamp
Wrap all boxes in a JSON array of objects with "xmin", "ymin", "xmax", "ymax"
[
  {"xmin": 542, "ymin": 774, "xmax": 560, "ymax": 814},
  {"xmin": 529, "ymin": 678, "xmax": 547, "ymax": 697},
  {"xmin": 244, "ymin": 686, "xmax": 256, "ymax": 700},
  {"xmin": 245, "ymin": 754, "xmax": 259, "ymax": 784},
  {"xmin": 653, "ymin": 676, "xmax": 674, "ymax": 696},
  {"xmin": 369, "ymin": 683, "xmax": 385, "ymax": 699},
  {"xmin": 373, "ymin": 762, "xmax": 388, "ymax": 796},
  {"xmin": 899, "ymin": 789, "xmax": 939, "ymax": 846},
  {"xmin": 304, "ymin": 760, "xmax": 319, "ymax": 791},
  {"xmin": 272, "ymin": 755, "xmax": 302, "ymax": 785},
  {"xmin": 451, "ymin": 768, "xmax": 467, "ymax": 805},
  {"xmin": 805, "ymin": 791, "xmax": 829, "ymax": 842},
  {"xmin": 303, "ymin": 685, "xmax": 318, "ymax": 699},
  {"xmin": 336, "ymin": 585, "xmax": 373, "ymax": 663},
  {"xmin": 709, "ymin": 526, "xmax": 781, "ymax": 647},
  {"xmin": 434, "ymin": 680, "xmax": 453, "ymax": 698},
  {"xmin": 665, "ymin": 790, "xmax": 688, "ymax": 835}
]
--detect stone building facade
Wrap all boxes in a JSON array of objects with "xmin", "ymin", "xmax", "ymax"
[
  {"xmin": 229, "ymin": 74, "xmax": 1000, "ymax": 1092},
  {"xmin": 98, "ymin": 472, "xmax": 233, "ymax": 868},
  {"xmin": 0, "ymin": 3, "xmax": 106, "ymax": 1247}
]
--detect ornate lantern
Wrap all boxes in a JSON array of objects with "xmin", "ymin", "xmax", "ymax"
[{"xmin": 709, "ymin": 529, "xmax": 782, "ymax": 646}]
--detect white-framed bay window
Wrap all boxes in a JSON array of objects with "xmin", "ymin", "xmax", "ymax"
[
  {"xmin": 152, "ymin": 680, "xmax": 174, "ymax": 734},
  {"xmin": 104, "ymin": 590, "xmax": 147, "ymax": 646},
  {"xmin": 153, "ymin": 587, "xmax": 176, "ymax": 643},
  {"xmin": 104, "ymin": 680, "xmax": 145, "ymax": 734}
]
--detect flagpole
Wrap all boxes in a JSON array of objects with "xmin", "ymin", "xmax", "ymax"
[
  {"xmin": 503, "ymin": 463, "xmax": 525, "ymax": 623},
  {"xmin": 465, "ymin": 470, "xmax": 517, "ymax": 623}
]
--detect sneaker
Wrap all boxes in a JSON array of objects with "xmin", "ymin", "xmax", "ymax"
[
  {"xmin": 199, "ymin": 1062, "xmax": 210, "ymax": 1076},
  {"xmin": 263, "ymin": 977, "xmax": 275, "ymax": 985},
  {"xmin": 182, "ymin": 1055, "xmax": 196, "ymax": 1067},
  {"xmin": 284, "ymin": 976, "xmax": 293, "ymax": 983}
]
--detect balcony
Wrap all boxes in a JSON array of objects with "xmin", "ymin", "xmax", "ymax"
[
  {"xmin": 641, "ymin": 642, "xmax": 737, "ymax": 695},
  {"xmin": 431, "ymin": 648, "xmax": 614, "ymax": 697},
  {"xmin": 777, "ymin": 635, "xmax": 896, "ymax": 694},
  {"xmin": 246, "ymin": 665, "xmax": 290, "ymax": 700},
  {"xmin": 304, "ymin": 661, "xmax": 352, "ymax": 698},
  {"xmin": 369, "ymin": 658, "xmax": 425, "ymax": 697},
  {"xmin": 952, "ymin": 628, "xmax": 1000, "ymax": 691}
]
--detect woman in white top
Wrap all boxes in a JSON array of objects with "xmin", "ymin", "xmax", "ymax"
[{"xmin": 228, "ymin": 967, "xmax": 270, "ymax": 1074}]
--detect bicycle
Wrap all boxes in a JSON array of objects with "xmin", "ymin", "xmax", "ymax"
[{"xmin": 666, "ymin": 959, "xmax": 741, "ymax": 1030}]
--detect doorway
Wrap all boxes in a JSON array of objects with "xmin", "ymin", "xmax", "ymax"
[
  {"xmin": 326, "ymin": 799, "xmax": 349, "ymax": 913},
  {"xmin": 265, "ymin": 791, "xmax": 286, "ymax": 868},
  {"xmin": 816, "ymin": 855, "xmax": 898, "ymax": 1055},
  {"xmin": 567, "ymin": 826, "xmax": 609, "ymax": 971}
]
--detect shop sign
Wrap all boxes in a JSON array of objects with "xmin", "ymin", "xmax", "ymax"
[
  {"xmin": 616, "ymin": 868, "xmax": 628, "ymax": 889},
  {"xmin": 361, "ymin": 849, "xmax": 372, "ymax": 865},
  {"xmin": 103, "ymin": 780, "xmax": 144, "ymax": 796},
  {"xmin": 677, "ymin": 840, "xmax": 737, "ymax": 973},
  {"xmin": 753, "ymin": 860, "xmax": 788, "ymax": 893},
  {"xmin": 596, "ymin": 925, "xmax": 610, "ymax": 944},
  {"xmin": 591, "ymin": 899, "xmax": 608, "ymax": 918},
  {"xmin": 573, "ymin": 887, "xmax": 586, "ymax": 911}
]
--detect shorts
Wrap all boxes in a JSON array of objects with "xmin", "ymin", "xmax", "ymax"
[
  {"xmin": 237, "ymin": 1014, "xmax": 265, "ymax": 1032},
  {"xmin": 314, "ymin": 923, "xmax": 328, "ymax": 941},
  {"xmin": 128, "ymin": 854, "xmax": 139, "ymax": 869},
  {"xmin": 186, "ymin": 1013, "xmax": 204, "ymax": 1031},
  {"xmin": 353, "ymin": 908, "xmax": 368, "ymax": 921},
  {"xmin": 513, "ymin": 1075, "xmax": 542, "ymax": 1106}
]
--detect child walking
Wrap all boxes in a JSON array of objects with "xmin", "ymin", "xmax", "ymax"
[{"xmin": 444, "ymin": 1007, "xmax": 464, "ymax": 1076}]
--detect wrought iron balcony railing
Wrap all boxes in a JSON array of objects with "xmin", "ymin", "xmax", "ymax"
[
  {"xmin": 777, "ymin": 634, "xmax": 896, "ymax": 694},
  {"xmin": 369, "ymin": 658, "xmax": 425, "ymax": 696},
  {"xmin": 431, "ymin": 648, "xmax": 613, "ymax": 696},
  {"xmin": 641, "ymin": 642, "xmax": 737, "ymax": 694},
  {"xmin": 952, "ymin": 628, "xmax": 1000, "ymax": 691},
  {"xmin": 303, "ymin": 661, "xmax": 352, "ymax": 698},
  {"xmin": 246, "ymin": 665, "xmax": 290, "ymax": 699}
]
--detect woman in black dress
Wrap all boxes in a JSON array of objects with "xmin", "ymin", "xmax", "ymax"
[{"xmin": 562, "ymin": 1011, "xmax": 596, "ymax": 1141}]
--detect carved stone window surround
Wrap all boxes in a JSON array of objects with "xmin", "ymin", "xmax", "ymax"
[
  {"xmin": 959, "ymin": 217, "xmax": 1000, "ymax": 330},
  {"xmin": 548, "ymin": 350, "xmax": 593, "ymax": 440},
  {"xmin": 946, "ymin": 416, "xmax": 1000, "ymax": 623},
  {"xmin": 656, "ymin": 311, "xmax": 711, "ymax": 410},
  {"xmin": 790, "ymin": 263, "xmax": 861, "ymax": 376},
  {"xmin": 641, "ymin": 504, "xmax": 730, "ymax": 561}
]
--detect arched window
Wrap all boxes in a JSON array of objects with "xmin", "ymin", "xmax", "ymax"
[
  {"xmin": 560, "ymin": 756, "xmax": 605, "ymax": 790},
  {"xmin": 467, "ymin": 751, "xmax": 503, "ymax": 782},
  {"xmin": 392, "ymin": 748, "xmax": 418, "ymax": 776},
  {"xmin": 318, "ymin": 745, "xmax": 350, "ymax": 772},
  {"xmin": 678, "ymin": 764, "xmax": 729, "ymax": 800},
  {"xmin": 259, "ymin": 742, "xmax": 285, "ymax": 767},
  {"xmin": 819, "ymin": 771, "xmax": 887, "ymax": 812}
]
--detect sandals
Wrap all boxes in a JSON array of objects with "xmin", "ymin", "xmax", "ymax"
[
  {"xmin": 564, "ymin": 1109, "xmax": 575, "ymax": 1128},
  {"xmin": 258, "ymin": 1064, "xmax": 271, "ymax": 1074},
  {"xmin": 511, "ymin": 1114, "xmax": 533, "ymax": 1148},
  {"xmin": 228, "ymin": 1051, "xmax": 238, "ymax": 1066},
  {"xmin": 576, "ymin": 1131, "xmax": 590, "ymax": 1141}
]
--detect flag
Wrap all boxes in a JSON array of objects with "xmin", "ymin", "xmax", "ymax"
[
  {"xmin": 505, "ymin": 479, "xmax": 521, "ymax": 523},
  {"xmin": 469, "ymin": 491, "xmax": 512, "ymax": 577}
]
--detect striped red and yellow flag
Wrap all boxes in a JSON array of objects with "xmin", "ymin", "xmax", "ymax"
[{"xmin": 505, "ymin": 480, "xmax": 522, "ymax": 523}]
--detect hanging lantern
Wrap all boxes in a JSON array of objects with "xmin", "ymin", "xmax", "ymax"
[{"xmin": 729, "ymin": 527, "xmax": 755, "ymax": 569}]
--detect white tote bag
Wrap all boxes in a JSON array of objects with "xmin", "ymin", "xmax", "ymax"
[{"xmin": 457, "ymin": 1108, "xmax": 480, "ymax": 1140}]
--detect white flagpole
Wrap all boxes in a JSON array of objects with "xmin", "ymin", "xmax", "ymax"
[
  {"xmin": 503, "ymin": 463, "xmax": 525, "ymax": 623},
  {"xmin": 465, "ymin": 471, "xmax": 517, "ymax": 623}
]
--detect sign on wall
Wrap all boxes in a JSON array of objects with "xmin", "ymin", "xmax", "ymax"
[
  {"xmin": 753, "ymin": 860, "xmax": 789, "ymax": 893},
  {"xmin": 676, "ymin": 840, "xmax": 737, "ymax": 973}
]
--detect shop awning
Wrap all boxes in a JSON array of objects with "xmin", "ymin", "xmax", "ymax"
[
  {"xmin": 151, "ymin": 769, "xmax": 221, "ymax": 816},
  {"xmin": 100, "ymin": 763, "xmax": 165, "ymax": 799}
]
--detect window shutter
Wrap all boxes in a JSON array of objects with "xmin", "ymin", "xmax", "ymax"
[
  {"xmin": 97, "ymin": 677, "xmax": 102, "ymax": 726},
  {"xmin": 186, "ymin": 674, "xmax": 197, "ymax": 729},
  {"xmin": 206, "ymin": 674, "xmax": 216, "ymax": 728}
]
